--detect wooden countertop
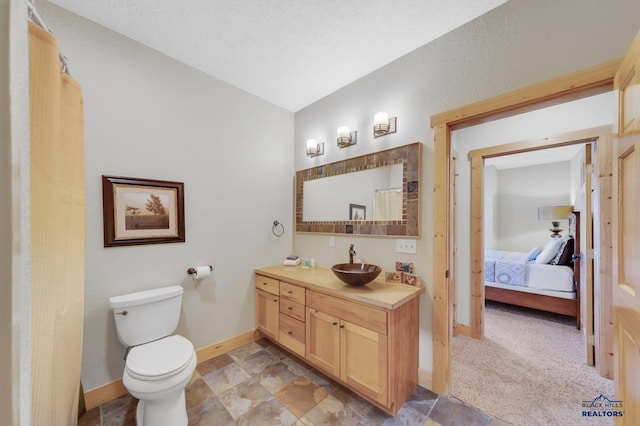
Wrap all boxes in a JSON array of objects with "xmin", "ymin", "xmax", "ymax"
[{"xmin": 255, "ymin": 265, "xmax": 425, "ymax": 310}]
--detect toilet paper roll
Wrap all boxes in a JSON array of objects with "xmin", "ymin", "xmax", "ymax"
[{"xmin": 195, "ymin": 266, "xmax": 211, "ymax": 279}]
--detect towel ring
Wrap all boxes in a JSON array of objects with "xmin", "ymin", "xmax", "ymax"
[{"xmin": 272, "ymin": 220, "xmax": 284, "ymax": 237}]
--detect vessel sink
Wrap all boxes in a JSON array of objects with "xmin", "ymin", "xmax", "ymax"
[{"xmin": 331, "ymin": 263, "xmax": 382, "ymax": 286}]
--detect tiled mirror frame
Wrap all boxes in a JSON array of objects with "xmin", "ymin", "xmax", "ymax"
[{"xmin": 295, "ymin": 142, "xmax": 421, "ymax": 236}]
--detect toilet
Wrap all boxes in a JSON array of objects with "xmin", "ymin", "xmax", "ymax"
[{"xmin": 109, "ymin": 285, "xmax": 196, "ymax": 426}]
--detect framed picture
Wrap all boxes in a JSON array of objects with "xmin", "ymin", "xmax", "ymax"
[
  {"xmin": 102, "ymin": 175, "xmax": 185, "ymax": 247},
  {"xmin": 349, "ymin": 203, "xmax": 366, "ymax": 220},
  {"xmin": 385, "ymin": 272, "xmax": 403, "ymax": 283},
  {"xmin": 395, "ymin": 262, "xmax": 414, "ymax": 273},
  {"xmin": 403, "ymin": 273, "xmax": 420, "ymax": 286}
]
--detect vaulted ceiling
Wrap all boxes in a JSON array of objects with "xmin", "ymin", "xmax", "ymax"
[{"xmin": 47, "ymin": 0, "xmax": 507, "ymax": 111}]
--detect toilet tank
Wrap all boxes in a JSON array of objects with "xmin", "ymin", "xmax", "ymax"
[{"xmin": 109, "ymin": 285, "xmax": 184, "ymax": 347}]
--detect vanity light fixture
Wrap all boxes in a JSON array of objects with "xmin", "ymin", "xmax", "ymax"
[
  {"xmin": 337, "ymin": 126, "xmax": 357, "ymax": 148},
  {"xmin": 373, "ymin": 111, "xmax": 397, "ymax": 138},
  {"xmin": 306, "ymin": 138, "xmax": 325, "ymax": 157}
]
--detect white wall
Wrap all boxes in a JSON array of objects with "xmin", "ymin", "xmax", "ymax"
[
  {"xmin": 495, "ymin": 162, "xmax": 571, "ymax": 252},
  {"xmin": 2, "ymin": 0, "xmax": 31, "ymax": 424},
  {"xmin": 39, "ymin": 3, "xmax": 294, "ymax": 391},
  {"xmin": 293, "ymin": 0, "xmax": 634, "ymax": 375},
  {"xmin": 1, "ymin": 1, "xmax": 12, "ymax": 420}
]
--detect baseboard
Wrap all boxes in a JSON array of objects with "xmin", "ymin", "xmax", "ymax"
[
  {"xmin": 84, "ymin": 329, "xmax": 261, "ymax": 410},
  {"xmin": 453, "ymin": 322, "xmax": 473, "ymax": 338},
  {"xmin": 195, "ymin": 329, "xmax": 261, "ymax": 364},
  {"xmin": 84, "ymin": 379, "xmax": 127, "ymax": 411},
  {"xmin": 418, "ymin": 368, "xmax": 433, "ymax": 392}
]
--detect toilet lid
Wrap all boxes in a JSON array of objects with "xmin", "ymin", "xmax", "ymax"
[{"xmin": 126, "ymin": 335, "xmax": 194, "ymax": 381}]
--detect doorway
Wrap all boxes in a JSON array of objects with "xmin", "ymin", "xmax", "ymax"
[{"xmin": 429, "ymin": 59, "xmax": 620, "ymax": 395}]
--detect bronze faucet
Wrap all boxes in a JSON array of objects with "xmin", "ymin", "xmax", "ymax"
[{"xmin": 349, "ymin": 244, "xmax": 356, "ymax": 263}]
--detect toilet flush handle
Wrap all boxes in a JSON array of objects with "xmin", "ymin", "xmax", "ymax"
[{"xmin": 115, "ymin": 310, "xmax": 128, "ymax": 316}]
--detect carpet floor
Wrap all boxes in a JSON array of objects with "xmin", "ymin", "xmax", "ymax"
[{"xmin": 451, "ymin": 301, "xmax": 614, "ymax": 425}]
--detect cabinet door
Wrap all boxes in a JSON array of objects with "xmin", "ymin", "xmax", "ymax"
[
  {"xmin": 340, "ymin": 320, "xmax": 388, "ymax": 405},
  {"xmin": 306, "ymin": 308, "xmax": 340, "ymax": 377},
  {"xmin": 615, "ymin": 31, "xmax": 640, "ymax": 136},
  {"xmin": 256, "ymin": 289, "xmax": 279, "ymax": 341}
]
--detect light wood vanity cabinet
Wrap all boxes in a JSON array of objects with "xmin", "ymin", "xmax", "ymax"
[
  {"xmin": 255, "ymin": 267, "xmax": 423, "ymax": 415},
  {"xmin": 306, "ymin": 302, "xmax": 389, "ymax": 405},
  {"xmin": 256, "ymin": 275, "xmax": 280, "ymax": 340},
  {"xmin": 278, "ymin": 281, "xmax": 306, "ymax": 358}
]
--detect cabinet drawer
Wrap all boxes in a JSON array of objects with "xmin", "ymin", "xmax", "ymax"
[
  {"xmin": 256, "ymin": 275, "xmax": 279, "ymax": 296},
  {"xmin": 280, "ymin": 281, "xmax": 305, "ymax": 304},
  {"xmin": 307, "ymin": 290, "xmax": 387, "ymax": 335},
  {"xmin": 279, "ymin": 314, "xmax": 305, "ymax": 357},
  {"xmin": 280, "ymin": 298, "xmax": 305, "ymax": 322}
]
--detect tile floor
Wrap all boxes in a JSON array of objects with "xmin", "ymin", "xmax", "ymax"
[{"xmin": 79, "ymin": 338, "xmax": 505, "ymax": 426}]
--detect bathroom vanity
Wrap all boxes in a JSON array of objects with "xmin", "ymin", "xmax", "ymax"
[{"xmin": 254, "ymin": 265, "xmax": 424, "ymax": 415}]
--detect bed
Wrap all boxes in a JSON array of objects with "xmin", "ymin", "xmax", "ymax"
[{"xmin": 484, "ymin": 233, "xmax": 580, "ymax": 329}]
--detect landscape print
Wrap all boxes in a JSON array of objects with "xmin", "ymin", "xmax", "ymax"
[
  {"xmin": 102, "ymin": 175, "xmax": 185, "ymax": 247},
  {"xmin": 123, "ymin": 192, "xmax": 170, "ymax": 230}
]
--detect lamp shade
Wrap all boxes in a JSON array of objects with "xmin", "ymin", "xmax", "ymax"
[
  {"xmin": 306, "ymin": 139, "xmax": 317, "ymax": 155},
  {"xmin": 373, "ymin": 112, "xmax": 388, "ymax": 126},
  {"xmin": 537, "ymin": 205, "xmax": 573, "ymax": 220},
  {"xmin": 337, "ymin": 126, "xmax": 350, "ymax": 138}
]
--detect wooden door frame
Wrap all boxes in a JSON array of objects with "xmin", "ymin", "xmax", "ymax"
[
  {"xmin": 467, "ymin": 129, "xmax": 607, "ymax": 340},
  {"xmin": 430, "ymin": 59, "xmax": 620, "ymax": 395}
]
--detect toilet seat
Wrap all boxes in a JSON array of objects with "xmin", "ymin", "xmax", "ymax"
[{"xmin": 126, "ymin": 335, "xmax": 194, "ymax": 381}]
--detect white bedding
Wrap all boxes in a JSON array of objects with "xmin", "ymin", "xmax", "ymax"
[
  {"xmin": 484, "ymin": 249, "xmax": 575, "ymax": 295},
  {"xmin": 526, "ymin": 263, "xmax": 574, "ymax": 292}
]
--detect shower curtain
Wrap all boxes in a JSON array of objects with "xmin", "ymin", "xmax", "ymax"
[
  {"xmin": 373, "ymin": 188, "xmax": 402, "ymax": 221},
  {"xmin": 29, "ymin": 22, "xmax": 85, "ymax": 425}
]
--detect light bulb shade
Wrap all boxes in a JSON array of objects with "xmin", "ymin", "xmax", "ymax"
[
  {"xmin": 306, "ymin": 139, "xmax": 324, "ymax": 157},
  {"xmin": 373, "ymin": 112, "xmax": 390, "ymax": 135},
  {"xmin": 337, "ymin": 126, "xmax": 350, "ymax": 138},
  {"xmin": 537, "ymin": 205, "xmax": 573, "ymax": 220},
  {"xmin": 373, "ymin": 112, "xmax": 389, "ymax": 126},
  {"xmin": 306, "ymin": 139, "xmax": 318, "ymax": 155}
]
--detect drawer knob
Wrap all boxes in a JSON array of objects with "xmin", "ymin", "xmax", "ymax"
[
  {"xmin": 262, "ymin": 282, "xmax": 267, "ymax": 286},
  {"xmin": 340, "ymin": 324, "xmax": 345, "ymax": 329},
  {"xmin": 273, "ymin": 299, "xmax": 278, "ymax": 302},
  {"xmin": 287, "ymin": 331, "xmax": 292, "ymax": 335},
  {"xmin": 288, "ymin": 307, "xmax": 293, "ymax": 310},
  {"xmin": 288, "ymin": 291, "xmax": 293, "ymax": 294},
  {"xmin": 332, "ymin": 321, "xmax": 337, "ymax": 326}
]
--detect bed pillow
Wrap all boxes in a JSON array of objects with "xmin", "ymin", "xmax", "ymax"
[
  {"xmin": 526, "ymin": 247, "xmax": 543, "ymax": 261},
  {"xmin": 550, "ymin": 238, "xmax": 574, "ymax": 266},
  {"xmin": 535, "ymin": 238, "xmax": 563, "ymax": 264}
]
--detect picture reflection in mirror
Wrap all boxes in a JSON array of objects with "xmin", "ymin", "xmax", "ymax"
[{"xmin": 303, "ymin": 164, "xmax": 403, "ymax": 222}]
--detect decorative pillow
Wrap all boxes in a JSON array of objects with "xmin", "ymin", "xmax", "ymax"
[
  {"xmin": 526, "ymin": 247, "xmax": 543, "ymax": 261},
  {"xmin": 535, "ymin": 238, "xmax": 564, "ymax": 264},
  {"xmin": 551, "ymin": 238, "xmax": 574, "ymax": 266}
]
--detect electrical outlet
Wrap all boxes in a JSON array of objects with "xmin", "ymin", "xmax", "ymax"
[
  {"xmin": 396, "ymin": 239, "xmax": 417, "ymax": 254},
  {"xmin": 329, "ymin": 236, "xmax": 336, "ymax": 247}
]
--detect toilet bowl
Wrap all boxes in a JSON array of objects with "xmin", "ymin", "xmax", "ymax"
[
  {"xmin": 123, "ymin": 336, "xmax": 196, "ymax": 426},
  {"xmin": 109, "ymin": 286, "xmax": 195, "ymax": 426}
]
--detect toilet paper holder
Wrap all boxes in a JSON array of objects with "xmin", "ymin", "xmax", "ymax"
[{"xmin": 187, "ymin": 265, "xmax": 213, "ymax": 275}]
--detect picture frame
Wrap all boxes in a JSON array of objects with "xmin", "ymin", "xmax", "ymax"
[
  {"xmin": 385, "ymin": 272, "xmax": 403, "ymax": 283},
  {"xmin": 395, "ymin": 262, "xmax": 414, "ymax": 273},
  {"xmin": 102, "ymin": 175, "xmax": 185, "ymax": 247},
  {"xmin": 349, "ymin": 203, "xmax": 366, "ymax": 221},
  {"xmin": 402, "ymin": 273, "xmax": 420, "ymax": 286}
]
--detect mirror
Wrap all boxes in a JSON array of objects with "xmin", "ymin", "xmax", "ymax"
[
  {"xmin": 303, "ymin": 163, "xmax": 403, "ymax": 221},
  {"xmin": 295, "ymin": 142, "xmax": 422, "ymax": 236}
]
